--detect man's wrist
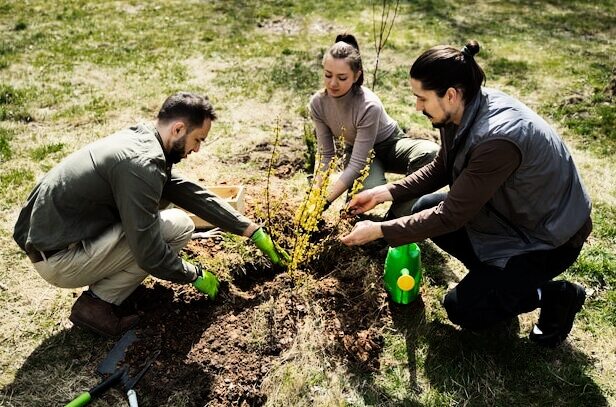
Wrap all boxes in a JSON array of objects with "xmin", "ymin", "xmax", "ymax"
[
  {"xmin": 243, "ymin": 223, "xmax": 260, "ymax": 238},
  {"xmin": 185, "ymin": 262, "xmax": 200, "ymax": 282},
  {"xmin": 374, "ymin": 222, "xmax": 385, "ymax": 239},
  {"xmin": 250, "ymin": 226, "xmax": 264, "ymax": 242}
]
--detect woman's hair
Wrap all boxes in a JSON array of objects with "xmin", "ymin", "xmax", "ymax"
[
  {"xmin": 409, "ymin": 40, "xmax": 485, "ymax": 104},
  {"xmin": 323, "ymin": 33, "xmax": 364, "ymax": 89},
  {"xmin": 157, "ymin": 92, "xmax": 217, "ymax": 131}
]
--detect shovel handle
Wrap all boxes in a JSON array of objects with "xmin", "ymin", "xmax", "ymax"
[
  {"xmin": 65, "ymin": 368, "xmax": 125, "ymax": 407},
  {"xmin": 65, "ymin": 392, "xmax": 91, "ymax": 407}
]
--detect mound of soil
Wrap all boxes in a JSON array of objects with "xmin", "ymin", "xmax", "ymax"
[{"xmin": 114, "ymin": 221, "xmax": 399, "ymax": 406}]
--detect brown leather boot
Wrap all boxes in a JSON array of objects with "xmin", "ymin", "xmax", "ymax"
[{"xmin": 69, "ymin": 292, "xmax": 139, "ymax": 337}]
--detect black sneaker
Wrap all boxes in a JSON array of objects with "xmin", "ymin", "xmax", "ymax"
[{"xmin": 529, "ymin": 281, "xmax": 586, "ymax": 347}]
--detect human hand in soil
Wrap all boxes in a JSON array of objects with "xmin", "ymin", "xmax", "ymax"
[
  {"xmin": 192, "ymin": 266, "xmax": 220, "ymax": 299},
  {"xmin": 339, "ymin": 220, "xmax": 384, "ymax": 246},
  {"xmin": 251, "ymin": 228, "xmax": 291, "ymax": 266},
  {"xmin": 346, "ymin": 185, "xmax": 393, "ymax": 215}
]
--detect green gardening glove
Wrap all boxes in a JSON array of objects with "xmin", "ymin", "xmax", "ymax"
[
  {"xmin": 251, "ymin": 228, "xmax": 291, "ymax": 266},
  {"xmin": 192, "ymin": 265, "xmax": 219, "ymax": 299}
]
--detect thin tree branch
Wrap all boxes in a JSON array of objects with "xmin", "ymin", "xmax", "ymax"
[{"xmin": 371, "ymin": 0, "xmax": 400, "ymax": 90}]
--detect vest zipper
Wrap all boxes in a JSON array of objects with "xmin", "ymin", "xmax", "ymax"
[{"xmin": 485, "ymin": 203, "xmax": 531, "ymax": 244}]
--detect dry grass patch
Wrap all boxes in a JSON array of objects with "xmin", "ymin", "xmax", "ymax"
[{"xmin": 262, "ymin": 305, "xmax": 361, "ymax": 407}]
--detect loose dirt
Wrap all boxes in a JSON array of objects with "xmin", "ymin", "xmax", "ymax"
[
  {"xmin": 107, "ymin": 143, "xmax": 427, "ymax": 405},
  {"xmin": 113, "ymin": 218, "xmax": 399, "ymax": 406}
]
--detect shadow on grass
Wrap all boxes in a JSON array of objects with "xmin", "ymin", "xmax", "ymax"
[
  {"xmin": 418, "ymin": 241, "xmax": 607, "ymax": 405},
  {"xmin": 339, "ymin": 237, "xmax": 607, "ymax": 406},
  {"xmin": 418, "ymin": 240, "xmax": 607, "ymax": 406},
  {"xmin": 343, "ymin": 298, "xmax": 428, "ymax": 407},
  {"xmin": 351, "ymin": 309, "xmax": 606, "ymax": 406},
  {"xmin": 424, "ymin": 321, "xmax": 608, "ymax": 406},
  {"xmin": 0, "ymin": 284, "xmax": 217, "ymax": 407},
  {"xmin": 390, "ymin": 300, "xmax": 428, "ymax": 395},
  {"xmin": 419, "ymin": 240, "xmax": 461, "ymax": 288}
]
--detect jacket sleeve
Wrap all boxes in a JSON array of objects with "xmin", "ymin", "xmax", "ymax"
[
  {"xmin": 109, "ymin": 159, "xmax": 195, "ymax": 283},
  {"xmin": 381, "ymin": 140, "xmax": 521, "ymax": 246},
  {"xmin": 162, "ymin": 171, "xmax": 251, "ymax": 236}
]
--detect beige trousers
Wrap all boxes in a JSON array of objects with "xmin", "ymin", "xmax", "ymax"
[{"xmin": 33, "ymin": 208, "xmax": 194, "ymax": 305}]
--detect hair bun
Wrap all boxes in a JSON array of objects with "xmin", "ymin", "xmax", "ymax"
[
  {"xmin": 335, "ymin": 33, "xmax": 360, "ymax": 52},
  {"xmin": 463, "ymin": 40, "xmax": 480, "ymax": 57}
]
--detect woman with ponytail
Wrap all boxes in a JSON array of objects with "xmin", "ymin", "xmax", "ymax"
[{"xmin": 309, "ymin": 33, "xmax": 439, "ymax": 215}]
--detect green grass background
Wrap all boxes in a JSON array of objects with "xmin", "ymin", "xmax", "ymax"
[{"xmin": 1, "ymin": 0, "xmax": 614, "ymax": 406}]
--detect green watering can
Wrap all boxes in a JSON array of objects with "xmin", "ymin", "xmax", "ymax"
[{"xmin": 383, "ymin": 242, "xmax": 422, "ymax": 304}]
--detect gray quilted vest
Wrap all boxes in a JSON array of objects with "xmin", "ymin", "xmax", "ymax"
[{"xmin": 444, "ymin": 88, "xmax": 591, "ymax": 268}]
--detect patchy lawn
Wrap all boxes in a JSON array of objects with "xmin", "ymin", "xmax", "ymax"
[{"xmin": 1, "ymin": 1, "xmax": 614, "ymax": 406}]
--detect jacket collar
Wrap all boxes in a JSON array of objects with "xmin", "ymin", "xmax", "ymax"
[
  {"xmin": 149, "ymin": 123, "xmax": 173, "ymax": 172},
  {"xmin": 452, "ymin": 89, "xmax": 484, "ymax": 148}
]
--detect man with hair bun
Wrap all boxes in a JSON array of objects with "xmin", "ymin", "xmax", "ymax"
[
  {"xmin": 14, "ymin": 92, "xmax": 289, "ymax": 337},
  {"xmin": 341, "ymin": 41, "xmax": 592, "ymax": 347}
]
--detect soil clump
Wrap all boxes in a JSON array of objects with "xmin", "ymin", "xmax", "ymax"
[{"xmin": 115, "ymin": 219, "xmax": 397, "ymax": 406}]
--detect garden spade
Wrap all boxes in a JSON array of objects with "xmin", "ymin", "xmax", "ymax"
[{"xmin": 65, "ymin": 330, "xmax": 159, "ymax": 406}]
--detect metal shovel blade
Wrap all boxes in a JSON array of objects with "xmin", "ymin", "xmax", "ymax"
[
  {"xmin": 122, "ymin": 349, "xmax": 160, "ymax": 407},
  {"xmin": 93, "ymin": 330, "xmax": 159, "ymax": 407},
  {"xmin": 97, "ymin": 329, "xmax": 138, "ymax": 375}
]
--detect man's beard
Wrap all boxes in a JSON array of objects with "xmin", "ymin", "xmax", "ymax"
[
  {"xmin": 423, "ymin": 110, "xmax": 451, "ymax": 129},
  {"xmin": 168, "ymin": 135, "xmax": 186, "ymax": 164}
]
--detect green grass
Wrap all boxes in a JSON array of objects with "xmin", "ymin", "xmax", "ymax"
[
  {"xmin": 29, "ymin": 143, "xmax": 64, "ymax": 161},
  {"xmin": 269, "ymin": 53, "xmax": 321, "ymax": 96},
  {"xmin": 0, "ymin": 85, "xmax": 32, "ymax": 122},
  {"xmin": 0, "ymin": 0, "xmax": 614, "ymax": 406},
  {"xmin": 0, "ymin": 126, "xmax": 13, "ymax": 162},
  {"xmin": 0, "ymin": 168, "xmax": 34, "ymax": 209},
  {"xmin": 565, "ymin": 203, "xmax": 616, "ymax": 296},
  {"xmin": 548, "ymin": 80, "xmax": 616, "ymax": 157}
]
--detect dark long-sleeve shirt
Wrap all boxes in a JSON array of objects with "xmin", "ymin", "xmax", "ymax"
[
  {"xmin": 14, "ymin": 123, "xmax": 250, "ymax": 283},
  {"xmin": 381, "ymin": 139, "xmax": 521, "ymax": 246}
]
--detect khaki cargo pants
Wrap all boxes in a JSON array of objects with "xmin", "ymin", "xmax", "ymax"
[{"xmin": 33, "ymin": 208, "xmax": 194, "ymax": 305}]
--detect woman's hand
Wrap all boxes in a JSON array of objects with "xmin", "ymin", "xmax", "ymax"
[
  {"xmin": 346, "ymin": 185, "xmax": 393, "ymax": 215},
  {"xmin": 339, "ymin": 220, "xmax": 383, "ymax": 246}
]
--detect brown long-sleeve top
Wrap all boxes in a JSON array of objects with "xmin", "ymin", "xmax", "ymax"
[{"xmin": 380, "ymin": 139, "xmax": 522, "ymax": 246}]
